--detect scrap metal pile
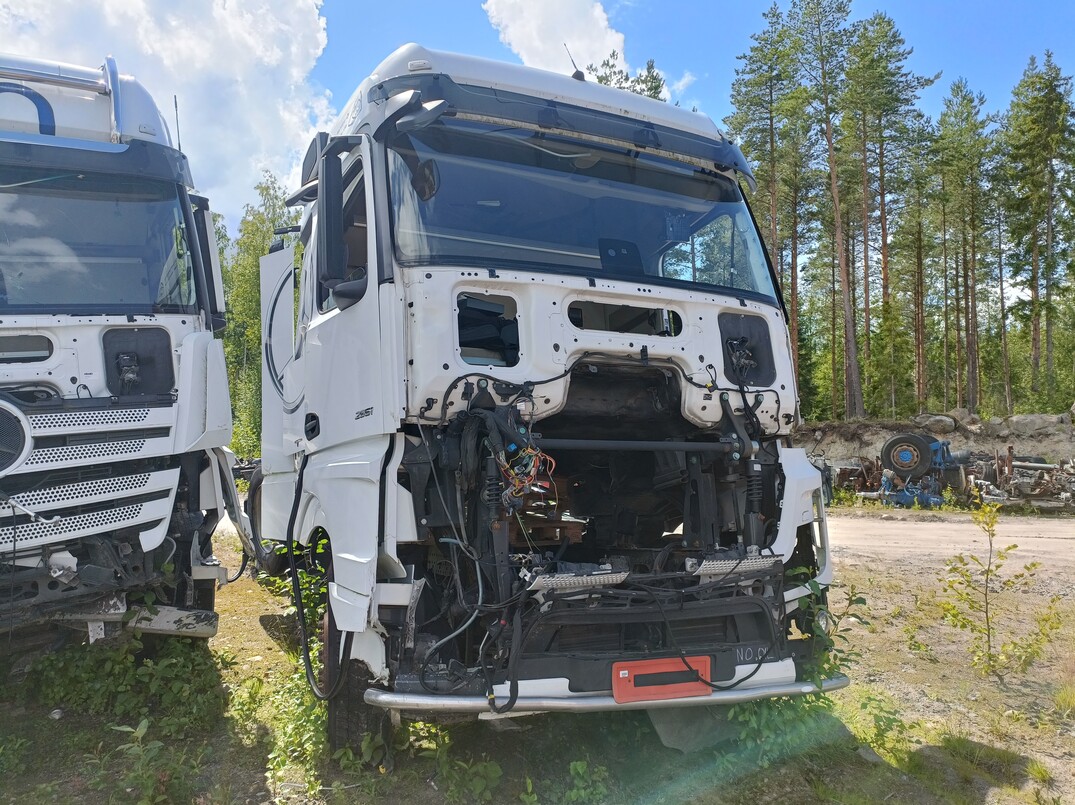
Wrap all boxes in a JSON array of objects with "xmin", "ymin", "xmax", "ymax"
[{"xmin": 813, "ymin": 433, "xmax": 1075, "ymax": 510}]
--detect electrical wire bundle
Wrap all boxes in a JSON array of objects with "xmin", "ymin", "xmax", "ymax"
[{"xmin": 497, "ymin": 444, "xmax": 556, "ymax": 512}]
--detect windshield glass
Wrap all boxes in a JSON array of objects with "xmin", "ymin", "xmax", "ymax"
[
  {"xmin": 387, "ymin": 119, "xmax": 777, "ymax": 301},
  {"xmin": 0, "ymin": 167, "xmax": 197, "ymax": 313}
]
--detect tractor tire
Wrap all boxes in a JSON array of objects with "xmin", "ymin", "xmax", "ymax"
[
  {"xmin": 880, "ymin": 433, "xmax": 933, "ymax": 480},
  {"xmin": 322, "ymin": 563, "xmax": 385, "ymax": 753},
  {"xmin": 245, "ymin": 466, "xmax": 288, "ymax": 576}
]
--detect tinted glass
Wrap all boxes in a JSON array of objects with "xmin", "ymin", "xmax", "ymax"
[
  {"xmin": 0, "ymin": 167, "xmax": 197, "ymax": 313},
  {"xmin": 386, "ymin": 119, "xmax": 777, "ymax": 301}
]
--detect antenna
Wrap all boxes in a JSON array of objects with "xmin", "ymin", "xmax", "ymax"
[
  {"xmin": 563, "ymin": 44, "xmax": 585, "ymax": 82},
  {"xmin": 173, "ymin": 94, "xmax": 182, "ymax": 151}
]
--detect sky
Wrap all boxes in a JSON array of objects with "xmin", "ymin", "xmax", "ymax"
[{"xmin": 3, "ymin": 0, "xmax": 1075, "ymax": 231}]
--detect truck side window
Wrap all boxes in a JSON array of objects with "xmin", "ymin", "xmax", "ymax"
[{"xmin": 318, "ymin": 159, "xmax": 368, "ymax": 312}]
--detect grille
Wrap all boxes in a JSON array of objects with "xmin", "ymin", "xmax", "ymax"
[
  {"xmin": 556, "ymin": 624, "xmax": 621, "ymax": 653},
  {"xmin": 526, "ymin": 571, "xmax": 630, "ymax": 591},
  {"xmin": 25, "ymin": 439, "xmax": 148, "ymax": 466},
  {"xmin": 29, "ymin": 408, "xmax": 150, "ymax": 431},
  {"xmin": 0, "ymin": 502, "xmax": 146, "ymax": 548},
  {"xmin": 0, "ymin": 407, "xmax": 27, "ymax": 474},
  {"xmin": 668, "ymin": 616, "xmax": 730, "ymax": 650},
  {"xmin": 694, "ymin": 556, "xmax": 783, "ymax": 577},
  {"xmin": 2, "ymin": 473, "xmax": 152, "ymax": 511}
]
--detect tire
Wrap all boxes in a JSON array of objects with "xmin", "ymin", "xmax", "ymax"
[
  {"xmin": 322, "ymin": 561, "xmax": 383, "ymax": 753},
  {"xmin": 880, "ymin": 433, "xmax": 934, "ymax": 479},
  {"xmin": 246, "ymin": 466, "xmax": 288, "ymax": 576}
]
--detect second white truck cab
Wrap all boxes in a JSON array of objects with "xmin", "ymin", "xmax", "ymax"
[
  {"xmin": 255, "ymin": 44, "xmax": 845, "ymax": 750},
  {"xmin": 0, "ymin": 53, "xmax": 247, "ymax": 648}
]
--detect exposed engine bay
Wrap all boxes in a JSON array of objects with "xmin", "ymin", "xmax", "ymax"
[{"xmin": 387, "ymin": 355, "xmax": 822, "ymax": 711}]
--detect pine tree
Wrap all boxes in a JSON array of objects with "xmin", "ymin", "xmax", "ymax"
[{"xmin": 788, "ymin": 0, "xmax": 864, "ymax": 418}]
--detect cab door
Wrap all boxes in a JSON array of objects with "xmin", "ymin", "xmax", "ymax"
[{"xmin": 301, "ymin": 135, "xmax": 390, "ymax": 628}]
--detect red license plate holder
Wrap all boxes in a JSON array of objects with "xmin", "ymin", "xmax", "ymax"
[{"xmin": 611, "ymin": 656, "xmax": 712, "ymax": 703}]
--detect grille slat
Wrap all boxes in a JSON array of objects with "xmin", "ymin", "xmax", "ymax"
[
  {"xmin": 25, "ymin": 439, "xmax": 149, "ymax": 465},
  {"xmin": 29, "ymin": 408, "xmax": 151, "ymax": 431},
  {"xmin": 0, "ymin": 495, "xmax": 174, "ymax": 550}
]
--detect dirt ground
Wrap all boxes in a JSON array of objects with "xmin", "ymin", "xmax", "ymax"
[
  {"xmin": 828, "ymin": 509, "xmax": 1075, "ymax": 803},
  {"xmin": 2, "ymin": 509, "xmax": 1074, "ymax": 804}
]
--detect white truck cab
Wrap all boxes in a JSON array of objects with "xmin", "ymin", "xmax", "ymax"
[
  {"xmin": 255, "ymin": 44, "xmax": 846, "ymax": 749},
  {"xmin": 0, "ymin": 53, "xmax": 246, "ymax": 649}
]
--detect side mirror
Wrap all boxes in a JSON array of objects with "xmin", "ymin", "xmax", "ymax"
[
  {"xmin": 396, "ymin": 99, "xmax": 449, "ymax": 134},
  {"xmin": 190, "ymin": 196, "xmax": 227, "ymax": 333},
  {"xmin": 316, "ymin": 147, "xmax": 345, "ymax": 291},
  {"xmin": 331, "ymin": 275, "xmax": 368, "ymax": 311},
  {"xmin": 373, "ymin": 91, "xmax": 448, "ymax": 139},
  {"xmin": 411, "ymin": 158, "xmax": 439, "ymax": 202},
  {"xmin": 315, "ymin": 136, "xmax": 368, "ymax": 308}
]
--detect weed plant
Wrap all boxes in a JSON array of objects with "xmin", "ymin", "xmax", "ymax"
[
  {"xmin": 28, "ymin": 636, "xmax": 230, "ymax": 739},
  {"xmin": 940, "ymin": 499, "xmax": 1063, "ymax": 678}
]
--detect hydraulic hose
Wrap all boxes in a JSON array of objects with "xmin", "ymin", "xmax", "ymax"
[{"xmin": 285, "ymin": 453, "xmax": 353, "ymax": 701}]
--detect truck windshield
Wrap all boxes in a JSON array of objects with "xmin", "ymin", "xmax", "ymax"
[
  {"xmin": 387, "ymin": 118, "xmax": 778, "ymax": 302},
  {"xmin": 0, "ymin": 167, "xmax": 197, "ymax": 314}
]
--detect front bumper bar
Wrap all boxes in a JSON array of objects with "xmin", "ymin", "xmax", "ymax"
[{"xmin": 365, "ymin": 673, "xmax": 850, "ymax": 714}]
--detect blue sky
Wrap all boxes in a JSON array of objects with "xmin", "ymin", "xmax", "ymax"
[
  {"xmin": 312, "ymin": 0, "xmax": 1075, "ymax": 126},
  {"xmin": 5, "ymin": 0, "xmax": 1074, "ymax": 226}
]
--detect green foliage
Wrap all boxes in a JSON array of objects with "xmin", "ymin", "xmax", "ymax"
[
  {"xmin": 563, "ymin": 760, "xmax": 609, "ymax": 803},
  {"xmin": 939, "ymin": 730, "xmax": 1026, "ymax": 784},
  {"xmin": 586, "ymin": 50, "xmax": 666, "ymax": 100},
  {"xmin": 727, "ymin": 694, "xmax": 834, "ymax": 768},
  {"xmin": 0, "ymin": 736, "xmax": 29, "ymax": 775},
  {"xmin": 265, "ymin": 657, "xmax": 327, "ymax": 786},
  {"xmin": 724, "ymin": 580, "xmax": 868, "ymax": 767},
  {"xmin": 940, "ymin": 500, "xmax": 1063, "ymax": 677},
  {"xmin": 84, "ymin": 718, "xmax": 203, "ymax": 805},
  {"xmin": 30, "ymin": 637, "xmax": 228, "ymax": 739},
  {"xmin": 800, "ymin": 580, "xmax": 867, "ymax": 682},
  {"xmin": 858, "ymin": 692, "xmax": 916, "ymax": 757},
  {"xmin": 518, "ymin": 775, "xmax": 540, "ymax": 804},
  {"xmin": 903, "ymin": 623, "xmax": 938, "ymax": 662},
  {"xmin": 1054, "ymin": 682, "xmax": 1075, "ymax": 719},
  {"xmin": 419, "ymin": 727, "xmax": 503, "ymax": 803},
  {"xmin": 229, "ymin": 676, "xmax": 265, "ymax": 744},
  {"xmin": 222, "ymin": 172, "xmax": 299, "ymax": 458}
]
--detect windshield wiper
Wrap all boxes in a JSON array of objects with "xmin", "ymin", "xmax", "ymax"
[{"xmin": 0, "ymin": 173, "xmax": 81, "ymax": 190}]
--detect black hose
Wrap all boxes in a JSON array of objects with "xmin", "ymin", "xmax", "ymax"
[
  {"xmin": 226, "ymin": 551, "xmax": 249, "ymax": 583},
  {"xmin": 489, "ymin": 589, "xmax": 529, "ymax": 714},
  {"xmin": 286, "ymin": 454, "xmax": 353, "ymax": 701}
]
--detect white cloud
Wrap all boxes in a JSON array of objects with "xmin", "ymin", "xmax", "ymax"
[
  {"xmin": 670, "ymin": 70, "xmax": 696, "ymax": 97},
  {"xmin": 482, "ymin": 0, "xmax": 626, "ymax": 76},
  {"xmin": 0, "ymin": 0, "xmax": 330, "ymax": 230}
]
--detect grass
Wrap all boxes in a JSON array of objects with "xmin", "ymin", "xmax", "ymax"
[
  {"xmin": 1054, "ymin": 656, "xmax": 1075, "ymax": 719},
  {"xmin": 2, "ymin": 528, "xmax": 1073, "ymax": 803}
]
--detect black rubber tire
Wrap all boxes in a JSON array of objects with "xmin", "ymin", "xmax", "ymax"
[
  {"xmin": 322, "ymin": 564, "xmax": 382, "ymax": 753},
  {"xmin": 246, "ymin": 466, "xmax": 289, "ymax": 576},
  {"xmin": 880, "ymin": 433, "xmax": 934, "ymax": 479}
]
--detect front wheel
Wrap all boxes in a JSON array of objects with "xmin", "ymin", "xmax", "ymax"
[{"xmin": 322, "ymin": 563, "xmax": 384, "ymax": 752}]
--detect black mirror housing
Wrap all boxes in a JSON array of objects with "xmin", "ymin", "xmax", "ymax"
[
  {"xmin": 301, "ymin": 132, "xmax": 330, "ymax": 185},
  {"xmin": 331, "ymin": 276, "xmax": 368, "ymax": 310},
  {"xmin": 316, "ymin": 148, "xmax": 345, "ymax": 287}
]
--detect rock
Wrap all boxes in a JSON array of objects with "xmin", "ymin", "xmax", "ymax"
[
  {"xmin": 1070, "ymin": 400, "xmax": 1075, "ymax": 420},
  {"xmin": 911, "ymin": 413, "xmax": 957, "ymax": 434},
  {"xmin": 947, "ymin": 407, "xmax": 971, "ymax": 423},
  {"xmin": 981, "ymin": 417, "xmax": 1010, "ymax": 438},
  {"xmin": 1008, "ymin": 413, "xmax": 1066, "ymax": 436},
  {"xmin": 857, "ymin": 745, "xmax": 885, "ymax": 764}
]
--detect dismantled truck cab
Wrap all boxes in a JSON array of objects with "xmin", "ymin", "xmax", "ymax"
[{"xmin": 256, "ymin": 44, "xmax": 846, "ymax": 750}]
